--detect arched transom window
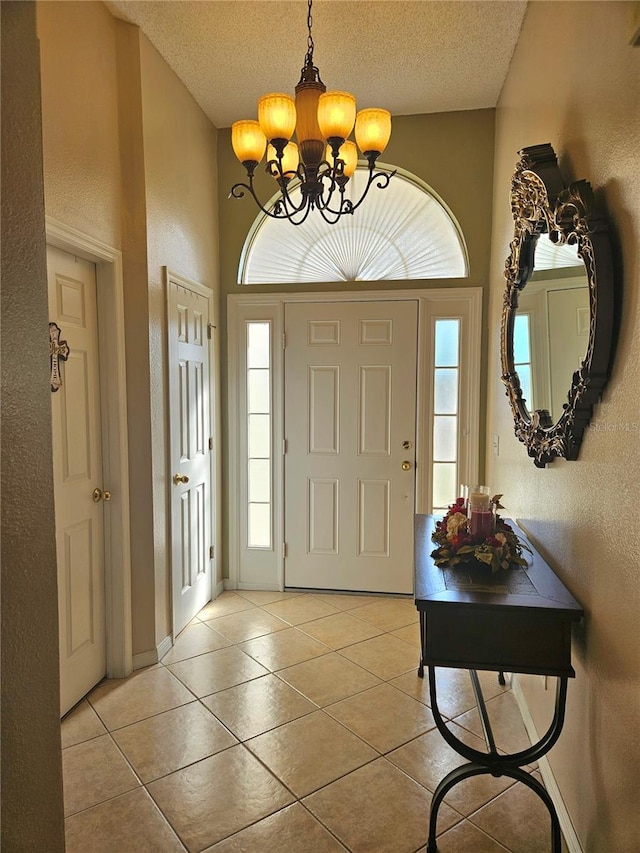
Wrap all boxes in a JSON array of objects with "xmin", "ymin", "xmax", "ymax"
[{"xmin": 238, "ymin": 166, "xmax": 469, "ymax": 284}]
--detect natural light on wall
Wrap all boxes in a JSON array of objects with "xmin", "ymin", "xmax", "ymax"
[
  {"xmin": 246, "ymin": 322, "xmax": 272, "ymax": 549},
  {"xmin": 432, "ymin": 319, "xmax": 461, "ymax": 512},
  {"xmin": 239, "ymin": 168, "xmax": 468, "ymax": 284}
]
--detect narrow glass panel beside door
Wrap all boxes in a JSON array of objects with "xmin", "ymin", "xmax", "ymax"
[
  {"xmin": 246, "ymin": 322, "xmax": 272, "ymax": 549},
  {"xmin": 432, "ymin": 319, "xmax": 460, "ymax": 512}
]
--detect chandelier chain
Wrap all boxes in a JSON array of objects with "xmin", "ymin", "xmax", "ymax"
[{"xmin": 305, "ymin": 0, "xmax": 314, "ymax": 65}]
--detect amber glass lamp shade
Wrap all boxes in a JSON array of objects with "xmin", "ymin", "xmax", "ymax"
[
  {"xmin": 293, "ymin": 78, "xmax": 325, "ymax": 168},
  {"xmin": 231, "ymin": 120, "xmax": 267, "ymax": 165},
  {"xmin": 355, "ymin": 108, "xmax": 392, "ymax": 156},
  {"xmin": 258, "ymin": 93, "xmax": 297, "ymax": 142},
  {"xmin": 326, "ymin": 140, "xmax": 358, "ymax": 178},
  {"xmin": 318, "ymin": 91, "xmax": 356, "ymax": 141},
  {"xmin": 267, "ymin": 141, "xmax": 300, "ymax": 180}
]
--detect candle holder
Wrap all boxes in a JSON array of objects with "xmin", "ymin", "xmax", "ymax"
[
  {"xmin": 468, "ymin": 485, "xmax": 494, "ymax": 538},
  {"xmin": 431, "ymin": 491, "xmax": 530, "ymax": 574}
]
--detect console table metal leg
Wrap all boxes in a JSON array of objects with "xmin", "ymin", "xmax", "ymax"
[
  {"xmin": 418, "ymin": 610, "xmax": 427, "ymax": 678},
  {"xmin": 425, "ymin": 666, "xmax": 569, "ymax": 852},
  {"xmin": 425, "ymin": 762, "xmax": 563, "ymax": 852}
]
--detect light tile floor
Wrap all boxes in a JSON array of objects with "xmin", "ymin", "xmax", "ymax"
[{"xmin": 62, "ymin": 590, "xmax": 568, "ymax": 852}]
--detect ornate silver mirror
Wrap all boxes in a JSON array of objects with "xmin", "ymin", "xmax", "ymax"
[{"xmin": 501, "ymin": 143, "xmax": 616, "ymax": 467}]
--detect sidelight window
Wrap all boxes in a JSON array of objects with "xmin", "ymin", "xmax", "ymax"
[
  {"xmin": 432, "ymin": 318, "xmax": 461, "ymax": 511},
  {"xmin": 246, "ymin": 321, "xmax": 272, "ymax": 548}
]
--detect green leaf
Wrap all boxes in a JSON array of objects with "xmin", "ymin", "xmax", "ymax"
[{"xmin": 476, "ymin": 551, "xmax": 493, "ymax": 565}]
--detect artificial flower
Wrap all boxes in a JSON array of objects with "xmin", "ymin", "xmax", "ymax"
[{"xmin": 431, "ymin": 497, "xmax": 531, "ymax": 574}]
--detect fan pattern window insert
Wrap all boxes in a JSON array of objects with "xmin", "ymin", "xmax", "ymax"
[{"xmin": 239, "ymin": 168, "xmax": 469, "ymax": 284}]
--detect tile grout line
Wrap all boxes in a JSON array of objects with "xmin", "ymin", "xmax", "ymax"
[{"xmin": 62, "ymin": 590, "xmax": 558, "ymax": 852}]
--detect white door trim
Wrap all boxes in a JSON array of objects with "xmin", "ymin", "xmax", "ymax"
[
  {"xmin": 227, "ymin": 287, "xmax": 482, "ymax": 591},
  {"xmin": 46, "ymin": 216, "xmax": 133, "ymax": 678},
  {"xmin": 165, "ymin": 268, "xmax": 219, "ymax": 633}
]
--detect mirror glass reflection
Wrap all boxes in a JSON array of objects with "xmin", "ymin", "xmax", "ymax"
[{"xmin": 513, "ymin": 234, "xmax": 589, "ymax": 422}]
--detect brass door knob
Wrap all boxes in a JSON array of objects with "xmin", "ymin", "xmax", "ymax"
[
  {"xmin": 402, "ymin": 461, "xmax": 412, "ymax": 471},
  {"xmin": 92, "ymin": 487, "xmax": 111, "ymax": 502},
  {"xmin": 173, "ymin": 473, "xmax": 190, "ymax": 485}
]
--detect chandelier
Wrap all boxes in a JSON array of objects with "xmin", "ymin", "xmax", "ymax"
[{"xmin": 229, "ymin": 0, "xmax": 394, "ymax": 226}]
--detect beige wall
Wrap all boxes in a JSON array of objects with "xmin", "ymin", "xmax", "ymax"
[
  {"xmin": 217, "ymin": 109, "xmax": 496, "ymax": 573},
  {"xmin": 486, "ymin": 2, "xmax": 640, "ymax": 849},
  {"xmin": 39, "ymin": 0, "xmax": 121, "ymax": 248},
  {"xmin": 1, "ymin": 2, "xmax": 65, "ymax": 848},
  {"xmin": 36, "ymin": 2, "xmax": 220, "ymax": 657},
  {"xmin": 138, "ymin": 33, "xmax": 221, "ymax": 641}
]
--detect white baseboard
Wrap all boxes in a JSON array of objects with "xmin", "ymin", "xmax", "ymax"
[
  {"xmin": 512, "ymin": 675, "xmax": 583, "ymax": 853},
  {"xmin": 132, "ymin": 634, "xmax": 173, "ymax": 670},
  {"xmin": 215, "ymin": 579, "xmax": 225, "ymax": 597},
  {"xmin": 156, "ymin": 634, "xmax": 173, "ymax": 662},
  {"xmin": 223, "ymin": 578, "xmax": 236, "ymax": 591}
]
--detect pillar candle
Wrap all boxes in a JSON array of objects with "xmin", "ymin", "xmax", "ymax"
[
  {"xmin": 469, "ymin": 491, "xmax": 490, "ymax": 511},
  {"xmin": 470, "ymin": 509, "xmax": 494, "ymax": 538}
]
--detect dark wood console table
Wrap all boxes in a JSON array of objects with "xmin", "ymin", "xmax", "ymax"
[{"xmin": 414, "ymin": 514, "xmax": 583, "ymax": 852}]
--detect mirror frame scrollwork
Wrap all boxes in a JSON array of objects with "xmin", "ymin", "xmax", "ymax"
[{"xmin": 501, "ymin": 143, "xmax": 615, "ymax": 467}]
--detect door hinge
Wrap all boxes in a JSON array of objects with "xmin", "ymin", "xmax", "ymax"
[
  {"xmin": 282, "ymin": 438, "xmax": 287, "ymax": 455},
  {"xmin": 209, "ymin": 436, "xmax": 214, "ymax": 451},
  {"xmin": 209, "ymin": 545, "xmax": 214, "ymax": 559},
  {"xmin": 282, "ymin": 332, "xmax": 286, "ymax": 349},
  {"xmin": 282, "ymin": 542, "xmax": 287, "ymax": 559},
  {"xmin": 207, "ymin": 323, "xmax": 216, "ymax": 340}
]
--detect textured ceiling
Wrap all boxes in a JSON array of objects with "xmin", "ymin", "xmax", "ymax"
[{"xmin": 105, "ymin": 1, "xmax": 528, "ymax": 128}]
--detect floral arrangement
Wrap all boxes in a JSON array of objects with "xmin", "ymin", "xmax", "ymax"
[{"xmin": 431, "ymin": 495, "xmax": 531, "ymax": 574}]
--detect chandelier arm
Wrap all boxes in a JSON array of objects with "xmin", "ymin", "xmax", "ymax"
[
  {"xmin": 263, "ymin": 162, "xmax": 309, "ymax": 217},
  {"xmin": 313, "ymin": 162, "xmax": 346, "ymax": 214},
  {"xmin": 230, "ymin": 179, "xmax": 304, "ymax": 221},
  {"xmin": 336, "ymin": 167, "xmax": 397, "ymax": 216},
  {"xmin": 289, "ymin": 203, "xmax": 317, "ymax": 226},
  {"xmin": 315, "ymin": 204, "xmax": 345, "ymax": 225},
  {"xmin": 276, "ymin": 174, "xmax": 311, "ymax": 215}
]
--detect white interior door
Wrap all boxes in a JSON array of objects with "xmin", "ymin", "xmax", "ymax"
[
  {"xmin": 284, "ymin": 300, "xmax": 418, "ymax": 594},
  {"xmin": 48, "ymin": 245, "xmax": 106, "ymax": 715},
  {"xmin": 167, "ymin": 274, "xmax": 213, "ymax": 635}
]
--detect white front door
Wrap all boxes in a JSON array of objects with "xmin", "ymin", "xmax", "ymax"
[
  {"xmin": 167, "ymin": 273, "xmax": 213, "ymax": 635},
  {"xmin": 48, "ymin": 245, "xmax": 106, "ymax": 715},
  {"xmin": 284, "ymin": 300, "xmax": 418, "ymax": 594}
]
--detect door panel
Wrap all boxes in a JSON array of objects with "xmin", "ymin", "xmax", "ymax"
[
  {"xmin": 284, "ymin": 300, "xmax": 418, "ymax": 594},
  {"xmin": 309, "ymin": 366, "xmax": 339, "ymax": 453},
  {"xmin": 358, "ymin": 479, "xmax": 390, "ymax": 557},
  {"xmin": 359, "ymin": 365, "xmax": 391, "ymax": 454},
  {"xmin": 168, "ymin": 277, "xmax": 213, "ymax": 634},
  {"xmin": 48, "ymin": 246, "xmax": 106, "ymax": 715}
]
